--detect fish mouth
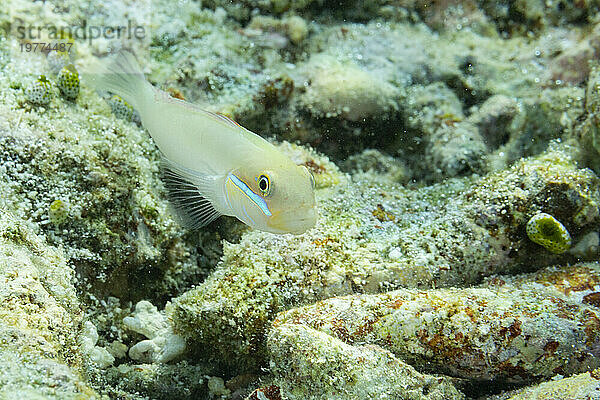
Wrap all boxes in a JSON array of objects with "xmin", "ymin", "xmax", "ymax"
[{"xmin": 267, "ymin": 207, "xmax": 317, "ymax": 234}]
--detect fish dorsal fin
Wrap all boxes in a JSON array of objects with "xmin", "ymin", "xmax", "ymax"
[
  {"xmin": 211, "ymin": 112, "xmax": 276, "ymax": 150},
  {"xmin": 160, "ymin": 157, "xmax": 223, "ymax": 229},
  {"xmin": 213, "ymin": 112, "xmax": 246, "ymax": 129},
  {"xmin": 158, "ymin": 90, "xmax": 273, "ymax": 151},
  {"xmin": 158, "ymin": 91, "xmax": 249, "ymax": 131}
]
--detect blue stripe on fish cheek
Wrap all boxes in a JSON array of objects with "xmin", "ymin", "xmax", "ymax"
[
  {"xmin": 242, "ymin": 203, "xmax": 256, "ymax": 226},
  {"xmin": 224, "ymin": 181, "xmax": 233, "ymax": 211},
  {"xmin": 228, "ymin": 174, "xmax": 272, "ymax": 217}
]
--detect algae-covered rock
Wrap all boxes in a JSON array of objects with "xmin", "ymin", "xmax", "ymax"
[
  {"xmin": 272, "ymin": 262, "xmax": 600, "ymax": 384},
  {"xmin": 502, "ymin": 369, "xmax": 600, "ymax": 400},
  {"xmin": 469, "ymin": 94, "xmax": 519, "ymax": 150},
  {"xmin": 0, "ymin": 211, "xmax": 98, "ymax": 399},
  {"xmin": 299, "ymin": 54, "xmax": 400, "ymax": 121},
  {"xmin": 246, "ymin": 15, "xmax": 309, "ymax": 45},
  {"xmin": 479, "ymin": 0, "xmax": 600, "ymax": 33},
  {"xmin": 342, "ymin": 148, "xmax": 412, "ymax": 183},
  {"xmin": 401, "ymin": 83, "xmax": 488, "ymax": 179},
  {"xmin": 501, "ymin": 87, "xmax": 584, "ymax": 164},
  {"xmin": 426, "ymin": 120, "xmax": 487, "ymax": 178},
  {"xmin": 267, "ymin": 323, "xmax": 464, "ymax": 400},
  {"xmin": 97, "ymin": 362, "xmax": 212, "ymax": 400},
  {"xmin": 169, "ymin": 146, "xmax": 600, "ymax": 372},
  {"xmin": 577, "ymin": 62, "xmax": 600, "ymax": 173}
]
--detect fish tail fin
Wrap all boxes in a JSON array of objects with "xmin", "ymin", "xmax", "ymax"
[{"xmin": 83, "ymin": 51, "xmax": 153, "ymax": 112}]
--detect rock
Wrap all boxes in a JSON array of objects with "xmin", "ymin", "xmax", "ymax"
[
  {"xmin": 245, "ymin": 15, "xmax": 309, "ymax": 46},
  {"xmin": 342, "ymin": 148, "xmax": 411, "ymax": 184},
  {"xmin": 300, "ymin": 54, "xmax": 399, "ymax": 121},
  {"xmin": 267, "ymin": 323, "xmax": 464, "ymax": 400},
  {"xmin": 468, "ymin": 94, "xmax": 519, "ymax": 150},
  {"xmin": 99, "ymin": 361, "xmax": 211, "ymax": 399},
  {"xmin": 577, "ymin": 62, "xmax": 600, "ymax": 173},
  {"xmin": 502, "ymin": 369, "xmax": 600, "ymax": 400},
  {"xmin": 0, "ymin": 211, "xmax": 98, "ymax": 398},
  {"xmin": 272, "ymin": 262, "xmax": 600, "ymax": 383},
  {"xmin": 550, "ymin": 23, "xmax": 600, "ymax": 85},
  {"xmin": 426, "ymin": 120, "xmax": 487, "ymax": 178}
]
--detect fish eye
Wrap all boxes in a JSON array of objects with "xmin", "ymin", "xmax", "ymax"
[{"xmin": 257, "ymin": 174, "xmax": 271, "ymax": 196}]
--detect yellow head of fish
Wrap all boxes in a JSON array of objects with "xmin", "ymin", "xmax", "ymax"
[{"xmin": 224, "ymin": 158, "xmax": 317, "ymax": 234}]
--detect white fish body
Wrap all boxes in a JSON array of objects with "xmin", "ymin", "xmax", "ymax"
[{"xmin": 86, "ymin": 52, "xmax": 316, "ymax": 234}]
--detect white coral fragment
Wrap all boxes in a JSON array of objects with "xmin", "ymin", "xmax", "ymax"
[
  {"xmin": 80, "ymin": 321, "xmax": 115, "ymax": 368},
  {"xmin": 123, "ymin": 300, "xmax": 186, "ymax": 363}
]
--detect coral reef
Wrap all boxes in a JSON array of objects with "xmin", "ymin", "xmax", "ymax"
[
  {"xmin": 267, "ymin": 323, "xmax": 464, "ymax": 400},
  {"xmin": 496, "ymin": 369, "xmax": 600, "ymax": 400},
  {"xmin": 2, "ymin": 0, "xmax": 600, "ymax": 398},
  {"xmin": 299, "ymin": 54, "xmax": 400, "ymax": 121},
  {"xmin": 96, "ymin": 362, "xmax": 212, "ymax": 399},
  {"xmin": 0, "ymin": 48, "xmax": 220, "ymax": 304},
  {"xmin": 577, "ymin": 62, "xmax": 600, "ymax": 173}
]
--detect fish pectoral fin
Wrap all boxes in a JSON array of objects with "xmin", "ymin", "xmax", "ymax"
[{"xmin": 160, "ymin": 158, "xmax": 222, "ymax": 229}]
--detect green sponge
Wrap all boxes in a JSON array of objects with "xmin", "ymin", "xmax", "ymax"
[
  {"xmin": 25, "ymin": 75, "xmax": 52, "ymax": 105},
  {"xmin": 57, "ymin": 64, "xmax": 80, "ymax": 100},
  {"xmin": 526, "ymin": 212, "xmax": 571, "ymax": 254}
]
